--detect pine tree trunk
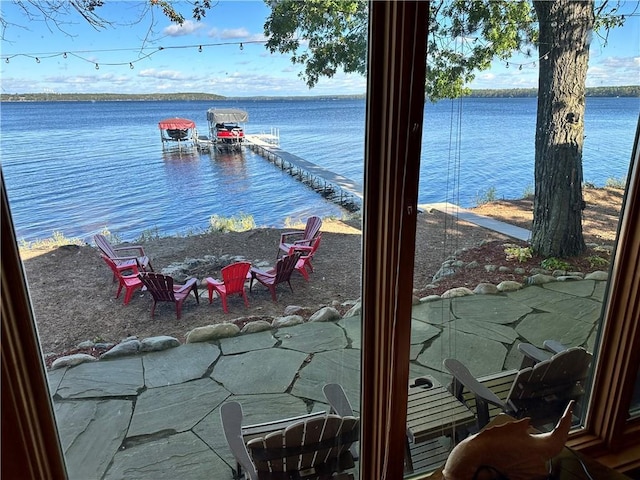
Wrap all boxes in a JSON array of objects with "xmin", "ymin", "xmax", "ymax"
[{"xmin": 531, "ymin": 0, "xmax": 593, "ymax": 257}]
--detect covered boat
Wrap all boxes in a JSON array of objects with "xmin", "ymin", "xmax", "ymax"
[
  {"xmin": 159, "ymin": 118, "xmax": 196, "ymax": 147},
  {"xmin": 206, "ymin": 108, "xmax": 248, "ymax": 151}
]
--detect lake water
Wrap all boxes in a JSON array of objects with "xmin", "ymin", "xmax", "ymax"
[{"xmin": 1, "ymin": 97, "xmax": 638, "ymax": 242}]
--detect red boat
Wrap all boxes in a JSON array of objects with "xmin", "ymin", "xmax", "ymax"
[
  {"xmin": 206, "ymin": 108, "xmax": 248, "ymax": 151},
  {"xmin": 158, "ymin": 118, "xmax": 196, "ymax": 146}
]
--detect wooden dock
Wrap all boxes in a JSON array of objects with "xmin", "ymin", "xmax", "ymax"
[{"xmin": 245, "ymin": 135, "xmax": 363, "ymax": 212}]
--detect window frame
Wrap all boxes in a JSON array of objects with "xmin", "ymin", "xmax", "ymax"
[{"xmin": 569, "ymin": 118, "xmax": 640, "ymax": 471}]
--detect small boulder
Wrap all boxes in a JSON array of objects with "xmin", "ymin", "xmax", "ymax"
[
  {"xmin": 343, "ymin": 301, "xmax": 361, "ymax": 318},
  {"xmin": 419, "ymin": 295, "xmax": 442, "ymax": 303},
  {"xmin": 309, "ymin": 307, "xmax": 341, "ymax": 322},
  {"xmin": 241, "ymin": 320, "xmax": 273, "ymax": 333},
  {"xmin": 100, "ymin": 339, "xmax": 140, "ymax": 359},
  {"xmin": 441, "ymin": 287, "xmax": 474, "ymax": 298},
  {"xmin": 272, "ymin": 315, "xmax": 304, "ymax": 328},
  {"xmin": 284, "ymin": 305, "xmax": 306, "ymax": 316},
  {"xmin": 585, "ymin": 271, "xmax": 608, "ymax": 281},
  {"xmin": 473, "ymin": 283, "xmax": 499, "ymax": 295},
  {"xmin": 526, "ymin": 274, "xmax": 557, "ymax": 285},
  {"xmin": 497, "ymin": 281, "xmax": 523, "ymax": 292},
  {"xmin": 140, "ymin": 336, "xmax": 180, "ymax": 352},
  {"xmin": 186, "ymin": 323, "xmax": 240, "ymax": 343},
  {"xmin": 51, "ymin": 353, "xmax": 98, "ymax": 370}
]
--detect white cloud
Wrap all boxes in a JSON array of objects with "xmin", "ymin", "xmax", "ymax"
[
  {"xmin": 138, "ymin": 68, "xmax": 186, "ymax": 80},
  {"xmin": 208, "ymin": 27, "xmax": 250, "ymax": 39},
  {"xmin": 163, "ymin": 20, "xmax": 205, "ymax": 37},
  {"xmin": 587, "ymin": 56, "xmax": 640, "ymax": 86}
]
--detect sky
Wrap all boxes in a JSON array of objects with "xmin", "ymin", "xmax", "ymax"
[{"xmin": 0, "ymin": 1, "xmax": 638, "ymax": 97}]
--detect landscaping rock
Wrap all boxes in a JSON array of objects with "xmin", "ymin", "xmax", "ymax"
[
  {"xmin": 473, "ymin": 283, "xmax": 499, "ymax": 295},
  {"xmin": 241, "ymin": 320, "xmax": 272, "ymax": 333},
  {"xmin": 585, "ymin": 270, "xmax": 608, "ymax": 281},
  {"xmin": 51, "ymin": 353, "xmax": 98, "ymax": 369},
  {"xmin": 526, "ymin": 273, "xmax": 557, "ymax": 285},
  {"xmin": 100, "ymin": 339, "xmax": 140, "ymax": 359},
  {"xmin": 283, "ymin": 305, "xmax": 305, "ymax": 315},
  {"xmin": 186, "ymin": 324, "xmax": 240, "ymax": 343},
  {"xmin": 309, "ymin": 307, "xmax": 341, "ymax": 322},
  {"xmin": 441, "ymin": 287, "xmax": 474, "ymax": 298},
  {"xmin": 497, "ymin": 280, "xmax": 523, "ymax": 292},
  {"xmin": 272, "ymin": 315, "xmax": 304, "ymax": 328},
  {"xmin": 140, "ymin": 335, "xmax": 180, "ymax": 352},
  {"xmin": 343, "ymin": 301, "xmax": 361, "ymax": 318}
]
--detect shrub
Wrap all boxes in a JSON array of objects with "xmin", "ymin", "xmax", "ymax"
[
  {"xmin": 135, "ymin": 227, "xmax": 162, "ymax": 243},
  {"xmin": 19, "ymin": 230, "xmax": 84, "ymax": 251},
  {"xmin": 604, "ymin": 176, "xmax": 627, "ymax": 190},
  {"xmin": 541, "ymin": 257, "xmax": 571, "ymax": 271},
  {"xmin": 98, "ymin": 227, "xmax": 121, "ymax": 244},
  {"xmin": 521, "ymin": 184, "xmax": 534, "ymax": 199},
  {"xmin": 474, "ymin": 186, "xmax": 497, "ymax": 206},
  {"xmin": 209, "ymin": 213, "xmax": 256, "ymax": 233},
  {"xmin": 587, "ymin": 255, "xmax": 609, "ymax": 268},
  {"xmin": 504, "ymin": 245, "xmax": 532, "ymax": 263}
]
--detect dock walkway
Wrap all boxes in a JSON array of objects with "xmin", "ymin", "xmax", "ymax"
[
  {"xmin": 245, "ymin": 135, "xmax": 363, "ymax": 212},
  {"xmin": 243, "ymin": 137, "xmax": 532, "ymax": 243},
  {"xmin": 419, "ymin": 202, "xmax": 531, "ymax": 242}
]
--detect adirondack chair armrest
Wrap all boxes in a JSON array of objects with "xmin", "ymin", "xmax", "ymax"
[
  {"xmin": 543, "ymin": 339, "xmax": 569, "ymax": 354},
  {"xmin": 116, "ymin": 262, "xmax": 140, "ymax": 275},
  {"xmin": 112, "ymin": 244, "xmax": 146, "ymax": 255},
  {"xmin": 288, "ymin": 244, "xmax": 314, "ymax": 254},
  {"xmin": 518, "ymin": 343, "xmax": 553, "ymax": 368},
  {"xmin": 280, "ymin": 231, "xmax": 304, "ymax": 243},
  {"xmin": 205, "ymin": 277, "xmax": 222, "ymax": 286},
  {"xmin": 444, "ymin": 358, "xmax": 508, "ymax": 429},
  {"xmin": 220, "ymin": 402, "xmax": 258, "ymax": 480},
  {"xmin": 175, "ymin": 277, "xmax": 197, "ymax": 294},
  {"xmin": 111, "ymin": 254, "xmax": 143, "ymax": 262},
  {"xmin": 292, "ymin": 238, "xmax": 313, "ymax": 246},
  {"xmin": 250, "ymin": 267, "xmax": 275, "ymax": 279}
]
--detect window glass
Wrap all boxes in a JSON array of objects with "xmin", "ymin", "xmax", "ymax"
[
  {"xmin": 403, "ymin": 2, "xmax": 638, "ymax": 477},
  {"xmin": 1, "ymin": 2, "xmax": 364, "ymax": 478},
  {"xmin": 630, "ymin": 363, "xmax": 640, "ymax": 418}
]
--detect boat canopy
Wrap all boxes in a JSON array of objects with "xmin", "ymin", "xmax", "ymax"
[
  {"xmin": 206, "ymin": 108, "xmax": 248, "ymax": 124},
  {"xmin": 158, "ymin": 118, "xmax": 196, "ymax": 130}
]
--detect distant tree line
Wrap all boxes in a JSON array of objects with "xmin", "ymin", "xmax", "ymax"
[
  {"xmin": 468, "ymin": 85, "xmax": 639, "ymax": 98},
  {"xmin": 0, "ymin": 92, "xmax": 226, "ymax": 102},
  {"xmin": 1, "ymin": 86, "xmax": 637, "ymax": 103}
]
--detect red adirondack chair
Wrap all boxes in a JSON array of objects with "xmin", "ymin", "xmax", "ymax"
[
  {"xmin": 288, "ymin": 234, "xmax": 322, "ymax": 281},
  {"xmin": 137, "ymin": 272, "xmax": 199, "ymax": 319},
  {"xmin": 94, "ymin": 234, "xmax": 153, "ymax": 278},
  {"xmin": 100, "ymin": 255, "xmax": 143, "ymax": 305},
  {"xmin": 249, "ymin": 252, "xmax": 301, "ymax": 301},
  {"xmin": 205, "ymin": 261, "xmax": 252, "ymax": 313},
  {"xmin": 278, "ymin": 216, "xmax": 322, "ymax": 257}
]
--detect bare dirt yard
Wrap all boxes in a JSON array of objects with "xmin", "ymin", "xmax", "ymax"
[{"xmin": 20, "ymin": 187, "xmax": 624, "ymax": 360}]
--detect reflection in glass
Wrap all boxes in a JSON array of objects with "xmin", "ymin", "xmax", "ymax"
[{"xmin": 629, "ymin": 364, "xmax": 640, "ymax": 418}]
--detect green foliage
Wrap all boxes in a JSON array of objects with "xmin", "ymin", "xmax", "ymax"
[
  {"xmin": 522, "ymin": 184, "xmax": 534, "ymax": 198},
  {"xmin": 587, "ymin": 255, "xmax": 610, "ymax": 268},
  {"xmin": 474, "ymin": 186, "xmax": 497, "ymax": 206},
  {"xmin": 541, "ymin": 257, "xmax": 571, "ymax": 271},
  {"xmin": 209, "ymin": 213, "xmax": 256, "ymax": 233},
  {"xmin": 504, "ymin": 245, "xmax": 532, "ymax": 263},
  {"xmin": 605, "ymin": 176, "xmax": 627, "ymax": 189},
  {"xmin": 18, "ymin": 230, "xmax": 84, "ymax": 251},
  {"xmin": 98, "ymin": 227, "xmax": 121, "ymax": 244},
  {"xmin": 135, "ymin": 227, "xmax": 162, "ymax": 243},
  {"xmin": 264, "ymin": 1, "xmax": 369, "ymax": 88}
]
